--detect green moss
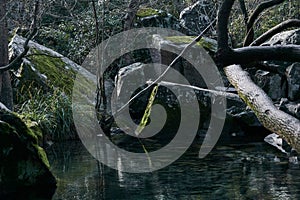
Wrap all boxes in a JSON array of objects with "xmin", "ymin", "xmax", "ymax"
[
  {"xmin": 27, "ymin": 49, "xmax": 76, "ymax": 95},
  {"xmin": 26, "ymin": 120, "xmax": 43, "ymax": 140},
  {"xmin": 165, "ymin": 36, "xmax": 218, "ymax": 52},
  {"xmin": 136, "ymin": 8, "xmax": 161, "ymax": 17},
  {"xmin": 33, "ymin": 144, "xmax": 50, "ymax": 168},
  {"xmin": 19, "ymin": 116, "xmax": 43, "ymax": 141},
  {"xmin": 0, "ymin": 110, "xmax": 38, "ymax": 144}
]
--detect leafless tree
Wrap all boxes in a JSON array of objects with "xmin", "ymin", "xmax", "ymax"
[{"xmin": 216, "ymin": 0, "xmax": 300, "ymax": 151}]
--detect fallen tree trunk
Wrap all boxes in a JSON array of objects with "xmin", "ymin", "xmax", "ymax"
[{"xmin": 224, "ymin": 64, "xmax": 300, "ymax": 152}]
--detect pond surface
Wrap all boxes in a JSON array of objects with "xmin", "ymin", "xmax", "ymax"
[{"xmin": 46, "ymin": 141, "xmax": 300, "ymax": 200}]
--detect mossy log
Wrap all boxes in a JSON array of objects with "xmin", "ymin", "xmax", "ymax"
[{"xmin": 224, "ymin": 64, "xmax": 300, "ymax": 152}]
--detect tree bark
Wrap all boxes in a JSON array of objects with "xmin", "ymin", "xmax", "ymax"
[
  {"xmin": 219, "ymin": 45, "xmax": 300, "ymax": 65},
  {"xmin": 123, "ymin": 0, "xmax": 140, "ymax": 31},
  {"xmin": 238, "ymin": 0, "xmax": 248, "ymax": 25},
  {"xmin": 224, "ymin": 65, "xmax": 300, "ymax": 152},
  {"xmin": 0, "ymin": 0, "xmax": 13, "ymax": 110}
]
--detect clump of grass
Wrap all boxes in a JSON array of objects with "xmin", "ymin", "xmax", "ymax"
[{"xmin": 17, "ymin": 88, "xmax": 76, "ymax": 141}]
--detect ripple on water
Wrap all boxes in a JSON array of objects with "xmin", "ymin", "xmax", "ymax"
[{"xmin": 46, "ymin": 141, "xmax": 300, "ymax": 200}]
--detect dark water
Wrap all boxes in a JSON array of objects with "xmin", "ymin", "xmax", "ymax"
[{"xmin": 46, "ymin": 141, "xmax": 300, "ymax": 200}]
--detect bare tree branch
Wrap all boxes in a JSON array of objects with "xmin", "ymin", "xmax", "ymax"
[
  {"xmin": 123, "ymin": 0, "xmax": 140, "ymax": 31},
  {"xmin": 243, "ymin": 0, "xmax": 285, "ymax": 46},
  {"xmin": 238, "ymin": 0, "xmax": 249, "ymax": 25},
  {"xmin": 217, "ymin": 0, "xmax": 300, "ymax": 66},
  {"xmin": 92, "ymin": 0, "xmax": 100, "ymax": 45},
  {"xmin": 219, "ymin": 45, "xmax": 300, "ymax": 66},
  {"xmin": 224, "ymin": 64, "xmax": 300, "ymax": 152},
  {"xmin": 250, "ymin": 19, "xmax": 300, "ymax": 46},
  {"xmin": 217, "ymin": 0, "xmax": 234, "ymax": 51},
  {"xmin": 0, "ymin": 0, "xmax": 39, "ymax": 72},
  {"xmin": 217, "ymin": 0, "xmax": 300, "ymax": 152},
  {"xmin": 147, "ymin": 80, "xmax": 242, "ymax": 102}
]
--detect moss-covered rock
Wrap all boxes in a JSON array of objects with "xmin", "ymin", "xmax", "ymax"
[
  {"xmin": 135, "ymin": 7, "xmax": 180, "ymax": 30},
  {"xmin": 136, "ymin": 8, "xmax": 161, "ymax": 18},
  {"xmin": 26, "ymin": 49, "xmax": 76, "ymax": 95},
  {"xmin": 165, "ymin": 36, "xmax": 218, "ymax": 53},
  {"xmin": 9, "ymin": 34, "xmax": 96, "ymax": 141},
  {"xmin": 0, "ymin": 108, "xmax": 56, "ymax": 195},
  {"xmin": 9, "ymin": 35, "xmax": 81, "ymax": 98}
]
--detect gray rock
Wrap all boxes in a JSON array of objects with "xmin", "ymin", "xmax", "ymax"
[
  {"xmin": 278, "ymin": 98, "xmax": 300, "ymax": 119},
  {"xmin": 151, "ymin": 34, "xmax": 218, "ymax": 88},
  {"xmin": 254, "ymin": 70, "xmax": 284, "ymax": 101},
  {"xmin": 9, "ymin": 34, "xmax": 96, "ymax": 91},
  {"xmin": 9, "ymin": 34, "xmax": 97, "ymax": 141},
  {"xmin": 179, "ymin": 0, "xmax": 217, "ymax": 36},
  {"xmin": 263, "ymin": 29, "xmax": 300, "ymax": 67},
  {"xmin": 264, "ymin": 29, "xmax": 300, "ymax": 46},
  {"xmin": 227, "ymin": 106, "xmax": 261, "ymax": 127},
  {"xmin": 286, "ymin": 63, "xmax": 300, "ymax": 101},
  {"xmin": 113, "ymin": 61, "xmax": 265, "ymax": 144},
  {"xmin": 264, "ymin": 133, "xmax": 288, "ymax": 154},
  {"xmin": 110, "ymin": 33, "xmax": 269, "ymax": 145},
  {"xmin": 115, "ymin": 63, "xmax": 146, "ymax": 111}
]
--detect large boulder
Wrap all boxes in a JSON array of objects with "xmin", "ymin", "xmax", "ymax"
[
  {"xmin": 9, "ymin": 34, "xmax": 96, "ymax": 96},
  {"xmin": 9, "ymin": 34, "xmax": 96, "ymax": 140},
  {"xmin": 113, "ymin": 61, "xmax": 269, "ymax": 145},
  {"xmin": 0, "ymin": 107, "xmax": 56, "ymax": 197},
  {"xmin": 114, "ymin": 62, "xmax": 211, "ymax": 120},
  {"xmin": 104, "ymin": 33, "xmax": 270, "ymax": 145}
]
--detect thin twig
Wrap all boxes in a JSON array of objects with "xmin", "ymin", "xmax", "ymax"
[{"xmin": 147, "ymin": 80, "xmax": 242, "ymax": 102}]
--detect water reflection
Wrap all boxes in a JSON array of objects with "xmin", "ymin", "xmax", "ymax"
[{"xmin": 46, "ymin": 141, "xmax": 300, "ymax": 200}]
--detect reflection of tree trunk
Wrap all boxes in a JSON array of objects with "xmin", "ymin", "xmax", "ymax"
[{"xmin": 0, "ymin": 0, "xmax": 13, "ymax": 110}]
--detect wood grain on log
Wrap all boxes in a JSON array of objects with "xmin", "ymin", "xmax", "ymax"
[{"xmin": 224, "ymin": 64, "xmax": 300, "ymax": 152}]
